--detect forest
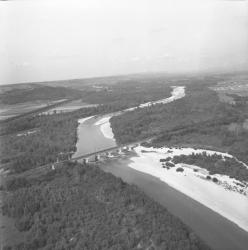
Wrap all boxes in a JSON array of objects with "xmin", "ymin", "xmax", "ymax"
[
  {"xmin": 0, "ymin": 85, "xmax": 81, "ymax": 105},
  {"xmin": 80, "ymin": 80, "xmax": 172, "ymax": 106},
  {"xmin": 1, "ymin": 76, "xmax": 246, "ymax": 250},
  {"xmin": 0, "ymin": 104, "xmax": 124, "ymax": 173},
  {"xmin": 110, "ymin": 84, "xmax": 248, "ymax": 165},
  {"xmin": 0, "ymin": 81, "xmax": 173, "ymax": 174},
  {"xmin": 0, "ymin": 80, "xmax": 172, "ymax": 106},
  {"xmin": 1, "ymin": 162, "xmax": 210, "ymax": 250},
  {"xmin": 171, "ymin": 152, "xmax": 248, "ymax": 183}
]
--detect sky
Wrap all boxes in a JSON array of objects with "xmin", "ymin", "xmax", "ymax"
[{"xmin": 0, "ymin": 0, "xmax": 247, "ymax": 84}]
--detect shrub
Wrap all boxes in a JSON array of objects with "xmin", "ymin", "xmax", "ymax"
[
  {"xmin": 212, "ymin": 177, "xmax": 219, "ymax": 183},
  {"xmin": 176, "ymin": 167, "xmax": 184, "ymax": 172}
]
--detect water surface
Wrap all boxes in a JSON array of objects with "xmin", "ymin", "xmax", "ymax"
[
  {"xmin": 73, "ymin": 115, "xmax": 116, "ymax": 158},
  {"xmin": 73, "ymin": 88, "xmax": 248, "ymax": 250},
  {"xmin": 100, "ymin": 158, "xmax": 248, "ymax": 250}
]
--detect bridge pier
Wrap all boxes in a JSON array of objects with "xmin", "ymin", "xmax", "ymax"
[
  {"xmin": 107, "ymin": 152, "xmax": 114, "ymax": 158},
  {"xmin": 82, "ymin": 158, "xmax": 89, "ymax": 164},
  {"xmin": 71, "ymin": 144, "xmax": 141, "ymax": 163},
  {"xmin": 95, "ymin": 155, "xmax": 99, "ymax": 162}
]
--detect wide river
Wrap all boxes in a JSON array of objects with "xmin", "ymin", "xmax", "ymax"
[{"xmin": 73, "ymin": 88, "xmax": 248, "ymax": 250}]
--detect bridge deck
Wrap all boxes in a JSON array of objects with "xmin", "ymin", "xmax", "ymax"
[
  {"xmin": 72, "ymin": 146, "xmax": 120, "ymax": 160},
  {"xmin": 12, "ymin": 137, "xmax": 154, "ymax": 178},
  {"xmin": 71, "ymin": 141, "xmax": 145, "ymax": 161}
]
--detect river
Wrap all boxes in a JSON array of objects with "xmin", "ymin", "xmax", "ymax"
[
  {"xmin": 72, "ymin": 116, "xmax": 116, "ymax": 158},
  {"xmin": 73, "ymin": 87, "xmax": 248, "ymax": 250},
  {"xmin": 73, "ymin": 86, "xmax": 185, "ymax": 158}
]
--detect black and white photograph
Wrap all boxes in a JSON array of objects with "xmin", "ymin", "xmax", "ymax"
[{"xmin": 0, "ymin": 0, "xmax": 248, "ymax": 249}]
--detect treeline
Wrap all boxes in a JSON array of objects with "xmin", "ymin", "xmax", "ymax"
[
  {"xmin": 110, "ymin": 85, "xmax": 248, "ymax": 164},
  {"xmin": 1, "ymin": 115, "xmax": 78, "ymax": 173},
  {"xmin": 0, "ymin": 103, "xmax": 128, "ymax": 173},
  {"xmin": 111, "ymin": 85, "xmax": 242, "ymax": 144},
  {"xmin": 0, "ymin": 85, "xmax": 82, "ymax": 105},
  {"xmin": 81, "ymin": 81, "xmax": 172, "ymax": 106},
  {"xmin": 0, "ymin": 104, "xmax": 125, "ymax": 136},
  {"xmin": 2, "ymin": 162, "xmax": 210, "ymax": 250},
  {"xmin": 0, "ymin": 83, "xmax": 172, "ymax": 137},
  {"xmin": 172, "ymin": 152, "xmax": 248, "ymax": 183},
  {"xmin": 0, "ymin": 82, "xmax": 174, "ymax": 174}
]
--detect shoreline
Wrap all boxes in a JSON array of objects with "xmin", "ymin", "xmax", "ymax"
[
  {"xmin": 94, "ymin": 116, "xmax": 115, "ymax": 140},
  {"xmin": 97, "ymin": 115, "xmax": 248, "ymax": 232},
  {"xmin": 78, "ymin": 115, "xmax": 95, "ymax": 124},
  {"xmin": 127, "ymin": 146, "xmax": 248, "ymax": 232},
  {"xmin": 100, "ymin": 157, "xmax": 248, "ymax": 250},
  {"xmin": 125, "ymin": 86, "xmax": 185, "ymax": 111},
  {"xmin": 94, "ymin": 86, "xmax": 186, "ymax": 142},
  {"xmin": 76, "ymin": 85, "xmax": 248, "ymax": 232}
]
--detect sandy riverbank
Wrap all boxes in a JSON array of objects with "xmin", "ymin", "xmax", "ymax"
[
  {"xmin": 94, "ymin": 116, "xmax": 115, "ymax": 140},
  {"xmin": 96, "ymin": 115, "xmax": 248, "ymax": 231},
  {"xmin": 139, "ymin": 86, "xmax": 185, "ymax": 107},
  {"xmin": 95, "ymin": 86, "xmax": 186, "ymax": 141},
  {"xmin": 78, "ymin": 115, "xmax": 95, "ymax": 124},
  {"xmin": 100, "ymin": 157, "xmax": 248, "ymax": 250},
  {"xmin": 95, "ymin": 85, "xmax": 248, "ymax": 232},
  {"xmin": 124, "ymin": 86, "xmax": 185, "ymax": 111},
  {"xmin": 127, "ymin": 146, "xmax": 248, "ymax": 232}
]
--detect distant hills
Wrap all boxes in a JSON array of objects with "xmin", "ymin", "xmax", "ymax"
[{"xmin": 0, "ymin": 85, "xmax": 82, "ymax": 105}]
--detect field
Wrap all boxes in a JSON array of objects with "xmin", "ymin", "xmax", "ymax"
[
  {"xmin": 42, "ymin": 100, "xmax": 98, "ymax": 114},
  {"xmin": 0, "ymin": 100, "xmax": 67, "ymax": 120},
  {"xmin": 210, "ymin": 73, "xmax": 248, "ymax": 104}
]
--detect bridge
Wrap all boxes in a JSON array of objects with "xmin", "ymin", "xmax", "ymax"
[
  {"xmin": 71, "ymin": 143, "xmax": 139, "ymax": 164},
  {"xmin": 15, "ymin": 138, "xmax": 154, "ymax": 178}
]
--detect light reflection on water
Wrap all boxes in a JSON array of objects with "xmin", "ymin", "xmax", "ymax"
[{"xmin": 72, "ymin": 115, "xmax": 116, "ymax": 158}]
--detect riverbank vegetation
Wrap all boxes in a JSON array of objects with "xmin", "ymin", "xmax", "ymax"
[
  {"xmin": 110, "ymin": 84, "xmax": 248, "ymax": 165},
  {"xmin": 0, "ymin": 80, "xmax": 172, "ymax": 114},
  {"xmin": 80, "ymin": 80, "xmax": 172, "ymax": 106},
  {"xmin": 0, "ymin": 79, "xmax": 174, "ymax": 174},
  {"xmin": 0, "ymin": 104, "xmax": 123, "ymax": 174},
  {"xmin": 1, "ymin": 74, "xmax": 246, "ymax": 249},
  {"xmin": 0, "ymin": 85, "xmax": 82, "ymax": 105},
  {"xmin": 0, "ymin": 94, "xmax": 167, "ymax": 175},
  {"xmin": 172, "ymin": 153, "xmax": 248, "ymax": 183},
  {"xmin": 1, "ymin": 162, "xmax": 210, "ymax": 250}
]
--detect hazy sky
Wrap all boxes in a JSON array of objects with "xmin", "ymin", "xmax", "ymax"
[{"xmin": 0, "ymin": 0, "xmax": 247, "ymax": 84}]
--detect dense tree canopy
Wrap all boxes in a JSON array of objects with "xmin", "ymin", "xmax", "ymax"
[
  {"xmin": 172, "ymin": 152, "xmax": 248, "ymax": 183},
  {"xmin": 2, "ymin": 163, "xmax": 210, "ymax": 250},
  {"xmin": 111, "ymin": 85, "xmax": 248, "ymax": 165}
]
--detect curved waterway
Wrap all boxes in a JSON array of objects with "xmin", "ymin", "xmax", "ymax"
[
  {"xmin": 73, "ymin": 86, "xmax": 248, "ymax": 250},
  {"xmin": 100, "ymin": 159, "xmax": 248, "ymax": 250},
  {"xmin": 72, "ymin": 115, "xmax": 116, "ymax": 158},
  {"xmin": 73, "ymin": 86, "xmax": 185, "ymax": 157}
]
